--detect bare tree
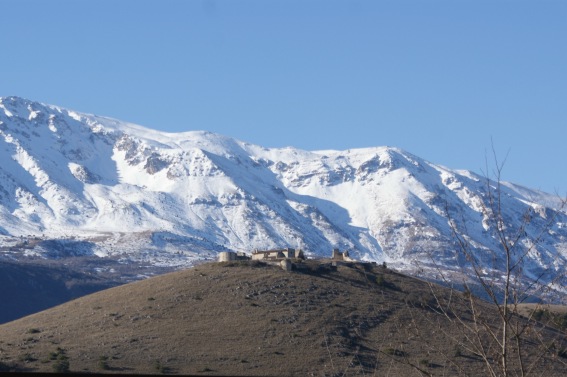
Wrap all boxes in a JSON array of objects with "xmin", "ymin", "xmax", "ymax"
[{"xmin": 423, "ymin": 148, "xmax": 567, "ymax": 376}]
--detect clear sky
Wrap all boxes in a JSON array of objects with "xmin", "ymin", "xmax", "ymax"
[{"xmin": 2, "ymin": 0, "xmax": 566, "ymax": 194}]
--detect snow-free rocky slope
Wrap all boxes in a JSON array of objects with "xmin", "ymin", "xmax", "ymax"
[{"xmin": 1, "ymin": 96, "xmax": 566, "ymax": 301}]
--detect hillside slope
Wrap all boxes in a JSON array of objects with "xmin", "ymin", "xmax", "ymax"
[{"xmin": 0, "ymin": 261, "xmax": 565, "ymax": 376}]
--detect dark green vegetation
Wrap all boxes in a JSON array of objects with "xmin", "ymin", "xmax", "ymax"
[
  {"xmin": 0, "ymin": 260, "xmax": 565, "ymax": 375},
  {"xmin": 530, "ymin": 307, "xmax": 567, "ymax": 331}
]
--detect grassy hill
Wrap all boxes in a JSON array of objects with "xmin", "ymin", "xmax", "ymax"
[{"xmin": 0, "ymin": 259, "xmax": 566, "ymax": 376}]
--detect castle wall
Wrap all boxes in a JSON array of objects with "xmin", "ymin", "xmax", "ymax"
[{"xmin": 218, "ymin": 251, "xmax": 237, "ymax": 262}]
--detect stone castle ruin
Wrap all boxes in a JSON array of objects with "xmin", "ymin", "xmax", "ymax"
[
  {"xmin": 331, "ymin": 248, "xmax": 355, "ymax": 262},
  {"xmin": 250, "ymin": 248, "xmax": 305, "ymax": 261},
  {"xmin": 217, "ymin": 247, "xmax": 358, "ymax": 270},
  {"xmin": 217, "ymin": 251, "xmax": 250, "ymax": 262}
]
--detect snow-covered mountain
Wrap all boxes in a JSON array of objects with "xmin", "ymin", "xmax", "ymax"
[{"xmin": 1, "ymin": 96, "xmax": 566, "ymax": 300}]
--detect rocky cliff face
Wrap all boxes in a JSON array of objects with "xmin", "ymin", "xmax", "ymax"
[{"xmin": 1, "ymin": 96, "xmax": 566, "ymax": 300}]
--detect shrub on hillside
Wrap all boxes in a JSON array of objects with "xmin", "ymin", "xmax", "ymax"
[{"xmin": 52, "ymin": 358, "xmax": 69, "ymax": 373}]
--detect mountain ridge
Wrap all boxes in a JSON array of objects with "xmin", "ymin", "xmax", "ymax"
[{"xmin": 1, "ymin": 95, "xmax": 566, "ymax": 303}]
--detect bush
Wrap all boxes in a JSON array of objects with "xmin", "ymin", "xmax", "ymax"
[
  {"xmin": 154, "ymin": 359, "xmax": 168, "ymax": 373},
  {"xmin": 52, "ymin": 358, "xmax": 69, "ymax": 373},
  {"xmin": 18, "ymin": 353, "xmax": 36, "ymax": 362},
  {"xmin": 556, "ymin": 313, "xmax": 567, "ymax": 328},
  {"xmin": 383, "ymin": 348, "xmax": 407, "ymax": 357},
  {"xmin": 531, "ymin": 309, "xmax": 567, "ymax": 331},
  {"xmin": 98, "ymin": 356, "xmax": 109, "ymax": 370},
  {"xmin": 374, "ymin": 274, "xmax": 398, "ymax": 290},
  {"xmin": 419, "ymin": 359, "xmax": 431, "ymax": 367},
  {"xmin": 405, "ymin": 292, "xmax": 437, "ymax": 310},
  {"xmin": 532, "ymin": 309, "xmax": 545, "ymax": 321},
  {"xmin": 49, "ymin": 348, "xmax": 68, "ymax": 368},
  {"xmin": 49, "ymin": 347, "xmax": 67, "ymax": 360}
]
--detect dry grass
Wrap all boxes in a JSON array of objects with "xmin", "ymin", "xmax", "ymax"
[{"xmin": 0, "ymin": 259, "xmax": 565, "ymax": 375}]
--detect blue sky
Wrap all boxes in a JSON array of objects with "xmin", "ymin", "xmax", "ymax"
[{"xmin": 2, "ymin": 0, "xmax": 566, "ymax": 194}]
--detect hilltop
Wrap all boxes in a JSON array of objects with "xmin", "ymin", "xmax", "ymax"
[{"xmin": 0, "ymin": 260, "xmax": 565, "ymax": 376}]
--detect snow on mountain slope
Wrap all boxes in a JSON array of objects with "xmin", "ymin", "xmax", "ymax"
[{"xmin": 1, "ymin": 96, "xmax": 566, "ymax": 300}]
